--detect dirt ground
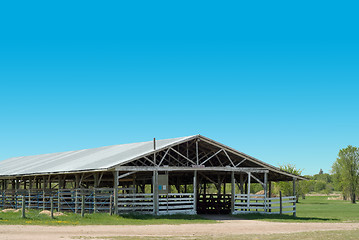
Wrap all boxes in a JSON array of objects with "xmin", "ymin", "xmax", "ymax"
[{"xmin": 1, "ymin": 217, "xmax": 359, "ymax": 240}]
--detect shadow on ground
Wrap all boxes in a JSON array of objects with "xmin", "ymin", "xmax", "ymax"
[
  {"xmin": 120, "ymin": 213, "xmax": 212, "ymax": 221},
  {"xmin": 231, "ymin": 213, "xmax": 338, "ymax": 222}
]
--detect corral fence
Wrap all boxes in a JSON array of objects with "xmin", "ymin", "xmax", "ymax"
[
  {"xmin": 233, "ymin": 192, "xmax": 296, "ymax": 215},
  {"xmin": 0, "ymin": 189, "xmax": 196, "ymax": 215}
]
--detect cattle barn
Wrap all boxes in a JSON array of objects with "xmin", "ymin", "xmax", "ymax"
[{"xmin": 0, "ymin": 135, "xmax": 305, "ymax": 215}]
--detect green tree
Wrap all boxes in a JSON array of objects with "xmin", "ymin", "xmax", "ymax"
[
  {"xmin": 332, "ymin": 145, "xmax": 359, "ymax": 203},
  {"xmin": 275, "ymin": 164, "xmax": 306, "ymax": 202}
]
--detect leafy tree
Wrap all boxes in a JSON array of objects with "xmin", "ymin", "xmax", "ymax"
[
  {"xmin": 275, "ymin": 164, "xmax": 306, "ymax": 202},
  {"xmin": 332, "ymin": 145, "xmax": 359, "ymax": 203},
  {"xmin": 314, "ymin": 180, "xmax": 327, "ymax": 192}
]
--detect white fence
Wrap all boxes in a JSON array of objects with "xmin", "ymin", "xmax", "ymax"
[
  {"xmin": 117, "ymin": 193, "xmax": 154, "ymax": 213},
  {"xmin": 158, "ymin": 193, "xmax": 195, "ymax": 215},
  {"xmin": 233, "ymin": 194, "xmax": 296, "ymax": 215}
]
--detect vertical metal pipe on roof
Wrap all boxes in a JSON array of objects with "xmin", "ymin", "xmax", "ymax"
[{"xmin": 153, "ymin": 138, "xmax": 156, "ymax": 166}]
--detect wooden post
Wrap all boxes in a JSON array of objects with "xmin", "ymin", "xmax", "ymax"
[
  {"xmin": 268, "ymin": 181, "xmax": 272, "ymax": 212},
  {"xmin": 1, "ymin": 181, "xmax": 3, "ymax": 209},
  {"xmin": 28, "ymin": 178, "xmax": 33, "ymax": 209},
  {"xmin": 94, "ymin": 173, "xmax": 98, "ymax": 213},
  {"xmin": 14, "ymin": 180, "xmax": 18, "ymax": 209},
  {"xmin": 113, "ymin": 171, "xmax": 119, "ymax": 215},
  {"xmin": 231, "ymin": 171, "xmax": 235, "ymax": 214},
  {"xmin": 193, "ymin": 170, "xmax": 197, "ymax": 214},
  {"xmin": 279, "ymin": 190, "xmax": 282, "ymax": 215},
  {"xmin": 153, "ymin": 171, "xmax": 158, "ymax": 215},
  {"xmin": 50, "ymin": 197, "xmax": 54, "ymax": 219},
  {"xmin": 58, "ymin": 176, "xmax": 62, "ymax": 212},
  {"xmin": 43, "ymin": 176, "xmax": 46, "ymax": 210},
  {"xmin": 293, "ymin": 177, "xmax": 296, "ymax": 217},
  {"xmin": 109, "ymin": 194, "xmax": 113, "ymax": 215},
  {"xmin": 21, "ymin": 196, "xmax": 25, "ymax": 218},
  {"xmin": 264, "ymin": 172, "xmax": 267, "ymax": 212},
  {"xmin": 247, "ymin": 172, "xmax": 251, "ymax": 211},
  {"xmin": 75, "ymin": 175, "xmax": 80, "ymax": 213},
  {"xmin": 81, "ymin": 195, "xmax": 85, "ymax": 217}
]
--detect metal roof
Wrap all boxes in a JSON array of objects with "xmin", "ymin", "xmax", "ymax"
[
  {"xmin": 0, "ymin": 135, "xmax": 306, "ymax": 180},
  {"xmin": 0, "ymin": 136, "xmax": 195, "ymax": 176}
]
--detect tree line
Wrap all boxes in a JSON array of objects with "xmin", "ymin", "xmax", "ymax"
[{"xmin": 264, "ymin": 145, "xmax": 359, "ymax": 204}]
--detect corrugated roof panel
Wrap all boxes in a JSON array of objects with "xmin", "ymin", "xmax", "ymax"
[{"xmin": 0, "ymin": 136, "xmax": 196, "ymax": 176}]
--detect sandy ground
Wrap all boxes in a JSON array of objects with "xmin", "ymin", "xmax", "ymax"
[{"xmin": 1, "ymin": 218, "xmax": 359, "ymax": 240}]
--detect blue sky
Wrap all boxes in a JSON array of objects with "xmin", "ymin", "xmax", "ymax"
[{"xmin": 0, "ymin": 1, "xmax": 358, "ymax": 175}]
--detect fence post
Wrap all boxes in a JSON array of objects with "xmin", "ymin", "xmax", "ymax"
[
  {"xmin": 75, "ymin": 190, "xmax": 78, "ymax": 213},
  {"xmin": 293, "ymin": 177, "xmax": 297, "ymax": 217},
  {"xmin": 57, "ymin": 190, "xmax": 61, "ymax": 212},
  {"xmin": 50, "ymin": 197, "xmax": 54, "ymax": 219},
  {"xmin": 109, "ymin": 195, "xmax": 113, "ymax": 215},
  {"xmin": 93, "ymin": 189, "xmax": 96, "ymax": 213},
  {"xmin": 81, "ymin": 194, "xmax": 85, "ymax": 217},
  {"xmin": 21, "ymin": 196, "xmax": 26, "ymax": 218},
  {"xmin": 279, "ymin": 191, "xmax": 282, "ymax": 215}
]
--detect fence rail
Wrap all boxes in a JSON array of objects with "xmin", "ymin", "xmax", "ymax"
[
  {"xmin": 158, "ymin": 193, "xmax": 195, "ymax": 215},
  {"xmin": 233, "ymin": 194, "xmax": 296, "ymax": 215}
]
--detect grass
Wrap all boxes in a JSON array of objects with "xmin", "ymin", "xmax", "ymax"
[
  {"xmin": 0, "ymin": 210, "xmax": 214, "ymax": 225},
  {"xmin": 235, "ymin": 195, "xmax": 359, "ymax": 222},
  {"xmin": 1, "ymin": 195, "xmax": 359, "ymax": 225},
  {"xmin": 88, "ymin": 229, "xmax": 359, "ymax": 240}
]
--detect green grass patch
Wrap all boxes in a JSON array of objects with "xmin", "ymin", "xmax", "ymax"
[
  {"xmin": 0, "ymin": 210, "xmax": 214, "ymax": 225},
  {"xmin": 235, "ymin": 195, "xmax": 359, "ymax": 222}
]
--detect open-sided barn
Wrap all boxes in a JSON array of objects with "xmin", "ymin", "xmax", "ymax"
[{"xmin": 0, "ymin": 135, "xmax": 305, "ymax": 215}]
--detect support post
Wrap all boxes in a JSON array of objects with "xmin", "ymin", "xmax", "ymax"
[
  {"xmin": 21, "ymin": 196, "xmax": 25, "ymax": 218},
  {"xmin": 58, "ymin": 176, "xmax": 62, "ymax": 212},
  {"xmin": 293, "ymin": 177, "xmax": 296, "ymax": 217},
  {"xmin": 247, "ymin": 172, "xmax": 251, "ymax": 211},
  {"xmin": 75, "ymin": 175, "xmax": 80, "ymax": 213},
  {"xmin": 264, "ymin": 172, "xmax": 267, "ymax": 212},
  {"xmin": 279, "ymin": 190, "xmax": 282, "ymax": 215},
  {"xmin": 94, "ymin": 173, "xmax": 98, "ymax": 213},
  {"xmin": 14, "ymin": 180, "xmax": 18, "ymax": 209},
  {"xmin": 193, "ymin": 170, "xmax": 197, "ymax": 214},
  {"xmin": 28, "ymin": 178, "xmax": 33, "ymax": 209},
  {"xmin": 109, "ymin": 195, "xmax": 113, "ymax": 215},
  {"xmin": 231, "ymin": 171, "xmax": 235, "ymax": 214},
  {"xmin": 81, "ymin": 195, "xmax": 85, "ymax": 217},
  {"xmin": 42, "ymin": 176, "xmax": 46, "ymax": 210},
  {"xmin": 268, "ymin": 181, "xmax": 272, "ymax": 212},
  {"xmin": 50, "ymin": 197, "xmax": 54, "ymax": 219},
  {"xmin": 153, "ymin": 171, "xmax": 158, "ymax": 215},
  {"xmin": 113, "ymin": 171, "xmax": 119, "ymax": 215}
]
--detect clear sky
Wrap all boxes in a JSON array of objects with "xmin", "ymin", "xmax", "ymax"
[{"xmin": 0, "ymin": 1, "xmax": 358, "ymax": 175}]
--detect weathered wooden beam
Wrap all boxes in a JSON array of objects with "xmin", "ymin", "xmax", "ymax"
[
  {"xmin": 235, "ymin": 158, "xmax": 247, "ymax": 167},
  {"xmin": 201, "ymin": 149, "xmax": 223, "ymax": 165},
  {"xmin": 193, "ymin": 170, "xmax": 197, "ymax": 214},
  {"xmin": 153, "ymin": 171, "xmax": 158, "ymax": 215},
  {"xmin": 293, "ymin": 177, "xmax": 296, "ymax": 217},
  {"xmin": 223, "ymin": 150, "xmax": 235, "ymax": 167},
  {"xmin": 113, "ymin": 171, "xmax": 119, "ymax": 214},
  {"xmin": 118, "ymin": 172, "xmax": 137, "ymax": 180},
  {"xmin": 170, "ymin": 148, "xmax": 196, "ymax": 165},
  {"xmin": 116, "ymin": 166, "xmax": 269, "ymax": 173},
  {"xmin": 250, "ymin": 174, "xmax": 264, "ymax": 186},
  {"xmin": 231, "ymin": 171, "xmax": 235, "ymax": 213},
  {"xmin": 158, "ymin": 148, "xmax": 171, "ymax": 166}
]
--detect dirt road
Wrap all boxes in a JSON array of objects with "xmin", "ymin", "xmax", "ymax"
[{"xmin": 1, "ymin": 219, "xmax": 359, "ymax": 240}]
